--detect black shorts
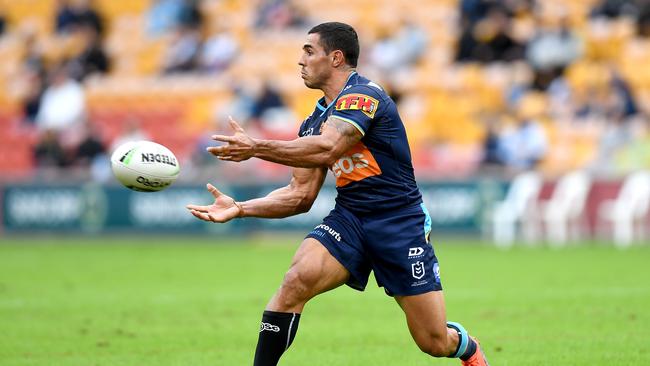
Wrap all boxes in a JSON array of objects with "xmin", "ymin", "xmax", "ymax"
[{"xmin": 306, "ymin": 203, "xmax": 442, "ymax": 296}]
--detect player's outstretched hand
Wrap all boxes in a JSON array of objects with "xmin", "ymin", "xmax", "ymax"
[
  {"xmin": 208, "ymin": 116, "xmax": 256, "ymax": 162},
  {"xmin": 186, "ymin": 183, "xmax": 242, "ymax": 223}
]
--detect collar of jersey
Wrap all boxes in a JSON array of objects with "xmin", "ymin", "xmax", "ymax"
[{"xmin": 315, "ymin": 71, "xmax": 358, "ymax": 118}]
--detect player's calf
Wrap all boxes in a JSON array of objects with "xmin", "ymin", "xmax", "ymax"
[
  {"xmin": 415, "ymin": 333, "xmax": 455, "ymax": 357},
  {"xmin": 254, "ymin": 238, "xmax": 350, "ymax": 366}
]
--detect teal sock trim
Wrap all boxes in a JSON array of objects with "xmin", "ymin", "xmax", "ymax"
[{"xmin": 447, "ymin": 321, "xmax": 469, "ymax": 358}]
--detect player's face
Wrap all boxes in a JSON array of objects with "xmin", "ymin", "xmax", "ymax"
[{"xmin": 299, "ymin": 33, "xmax": 333, "ymax": 89}]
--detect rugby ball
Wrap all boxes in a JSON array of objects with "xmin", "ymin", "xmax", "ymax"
[{"xmin": 110, "ymin": 141, "xmax": 180, "ymax": 192}]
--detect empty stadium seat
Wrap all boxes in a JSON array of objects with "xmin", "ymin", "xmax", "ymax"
[
  {"xmin": 492, "ymin": 171, "xmax": 543, "ymax": 247},
  {"xmin": 541, "ymin": 170, "xmax": 592, "ymax": 245},
  {"xmin": 597, "ymin": 171, "xmax": 650, "ymax": 247}
]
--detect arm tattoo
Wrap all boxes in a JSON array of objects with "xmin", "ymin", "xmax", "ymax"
[{"xmin": 327, "ymin": 117, "xmax": 361, "ymax": 146}]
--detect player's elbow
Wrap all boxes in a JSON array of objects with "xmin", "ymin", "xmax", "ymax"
[
  {"xmin": 295, "ymin": 192, "xmax": 317, "ymax": 213},
  {"xmin": 323, "ymin": 147, "xmax": 347, "ymax": 167},
  {"xmin": 317, "ymin": 138, "xmax": 339, "ymax": 167}
]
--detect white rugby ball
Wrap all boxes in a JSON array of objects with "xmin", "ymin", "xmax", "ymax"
[{"xmin": 110, "ymin": 141, "xmax": 180, "ymax": 192}]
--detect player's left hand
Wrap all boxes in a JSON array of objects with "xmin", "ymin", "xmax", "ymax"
[
  {"xmin": 208, "ymin": 116, "xmax": 256, "ymax": 162},
  {"xmin": 186, "ymin": 183, "xmax": 242, "ymax": 223}
]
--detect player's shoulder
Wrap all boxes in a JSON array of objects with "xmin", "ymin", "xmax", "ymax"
[{"xmin": 341, "ymin": 78, "xmax": 388, "ymax": 101}]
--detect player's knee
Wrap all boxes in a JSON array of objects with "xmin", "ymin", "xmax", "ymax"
[
  {"xmin": 276, "ymin": 268, "xmax": 312, "ymax": 308},
  {"xmin": 416, "ymin": 336, "xmax": 451, "ymax": 358}
]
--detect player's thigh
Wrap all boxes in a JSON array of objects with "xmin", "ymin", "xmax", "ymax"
[
  {"xmin": 395, "ymin": 291, "xmax": 449, "ymax": 344},
  {"xmin": 364, "ymin": 204, "xmax": 442, "ymax": 296},
  {"xmin": 284, "ymin": 237, "xmax": 350, "ymax": 298}
]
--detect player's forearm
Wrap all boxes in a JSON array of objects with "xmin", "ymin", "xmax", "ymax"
[
  {"xmin": 252, "ymin": 136, "xmax": 336, "ymax": 168},
  {"xmin": 237, "ymin": 186, "xmax": 313, "ymax": 218}
]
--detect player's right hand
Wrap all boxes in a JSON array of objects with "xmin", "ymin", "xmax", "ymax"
[{"xmin": 186, "ymin": 183, "xmax": 243, "ymax": 223}]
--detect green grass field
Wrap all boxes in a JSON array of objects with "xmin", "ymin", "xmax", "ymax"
[{"xmin": 1, "ymin": 235, "xmax": 649, "ymax": 366}]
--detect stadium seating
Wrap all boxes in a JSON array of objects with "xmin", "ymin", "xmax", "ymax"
[
  {"xmin": 491, "ymin": 171, "xmax": 543, "ymax": 247},
  {"xmin": 597, "ymin": 170, "xmax": 650, "ymax": 246},
  {"xmin": 541, "ymin": 170, "xmax": 592, "ymax": 245},
  {"xmin": 0, "ymin": 0, "xmax": 647, "ymax": 182}
]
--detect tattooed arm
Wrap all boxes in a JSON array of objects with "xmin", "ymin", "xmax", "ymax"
[{"xmin": 209, "ymin": 116, "xmax": 363, "ymax": 168}]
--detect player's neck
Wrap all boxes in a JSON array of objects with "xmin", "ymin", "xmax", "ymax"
[{"xmin": 323, "ymin": 69, "xmax": 355, "ymax": 105}]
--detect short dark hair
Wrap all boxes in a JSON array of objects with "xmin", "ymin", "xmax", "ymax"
[{"xmin": 308, "ymin": 22, "xmax": 359, "ymax": 67}]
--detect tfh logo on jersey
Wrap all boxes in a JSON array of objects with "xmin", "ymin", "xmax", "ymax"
[
  {"xmin": 331, "ymin": 142, "xmax": 382, "ymax": 187},
  {"xmin": 412, "ymin": 261, "xmax": 425, "ymax": 279},
  {"xmin": 335, "ymin": 93, "xmax": 379, "ymax": 118}
]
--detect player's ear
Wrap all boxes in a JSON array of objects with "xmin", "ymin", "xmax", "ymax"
[{"xmin": 331, "ymin": 50, "xmax": 345, "ymax": 67}]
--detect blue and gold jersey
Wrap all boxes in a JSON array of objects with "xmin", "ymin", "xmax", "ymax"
[{"xmin": 298, "ymin": 72, "xmax": 422, "ymax": 214}]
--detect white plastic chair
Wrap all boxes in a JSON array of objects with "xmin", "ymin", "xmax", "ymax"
[
  {"xmin": 542, "ymin": 170, "xmax": 592, "ymax": 245},
  {"xmin": 597, "ymin": 171, "xmax": 650, "ymax": 247},
  {"xmin": 492, "ymin": 171, "xmax": 543, "ymax": 247}
]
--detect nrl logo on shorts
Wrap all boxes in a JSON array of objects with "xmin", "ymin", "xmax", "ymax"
[{"xmin": 412, "ymin": 261, "xmax": 425, "ymax": 279}]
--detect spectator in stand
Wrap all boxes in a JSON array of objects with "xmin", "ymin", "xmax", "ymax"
[
  {"xmin": 198, "ymin": 26, "xmax": 239, "ymax": 73},
  {"xmin": 251, "ymin": 82, "xmax": 285, "ymax": 121},
  {"xmin": 161, "ymin": 24, "xmax": 201, "ymax": 73},
  {"xmin": 498, "ymin": 93, "xmax": 548, "ymax": 171},
  {"xmin": 247, "ymin": 80, "xmax": 297, "ymax": 139},
  {"xmin": 33, "ymin": 129, "xmax": 68, "ymax": 168},
  {"xmin": 456, "ymin": 15, "xmax": 481, "ymax": 62},
  {"xmin": 608, "ymin": 68, "xmax": 638, "ymax": 118},
  {"xmin": 73, "ymin": 122, "xmax": 106, "ymax": 167},
  {"xmin": 459, "ymin": 0, "xmax": 491, "ymax": 25},
  {"xmin": 526, "ymin": 16, "xmax": 583, "ymax": 90},
  {"xmin": 545, "ymin": 72, "xmax": 574, "ymax": 120},
  {"xmin": 369, "ymin": 20, "xmax": 427, "ymax": 74},
  {"xmin": 369, "ymin": 29, "xmax": 402, "ymax": 73},
  {"xmin": 178, "ymin": 0, "xmax": 203, "ymax": 30},
  {"xmin": 55, "ymin": 0, "xmax": 104, "ymax": 37},
  {"xmin": 69, "ymin": 25, "xmax": 110, "ymax": 81},
  {"xmin": 0, "ymin": 7, "xmax": 6, "ymax": 36},
  {"xmin": 21, "ymin": 70, "xmax": 44, "ymax": 125},
  {"xmin": 458, "ymin": 4, "xmax": 525, "ymax": 63},
  {"xmin": 55, "ymin": 0, "xmax": 77, "ymax": 33},
  {"xmin": 479, "ymin": 114, "xmax": 506, "ymax": 173},
  {"xmin": 146, "ymin": 0, "xmax": 185, "ymax": 36},
  {"xmin": 254, "ymin": 0, "xmax": 308, "ymax": 30},
  {"xmin": 35, "ymin": 63, "xmax": 86, "ymax": 133},
  {"xmin": 460, "ymin": 0, "xmax": 536, "ymax": 25},
  {"xmin": 574, "ymin": 68, "xmax": 638, "ymax": 123},
  {"xmin": 73, "ymin": 121, "xmax": 112, "ymax": 181},
  {"xmin": 16, "ymin": 33, "xmax": 47, "ymax": 124},
  {"xmin": 587, "ymin": 69, "xmax": 641, "ymax": 175},
  {"xmin": 590, "ymin": 0, "xmax": 640, "ymax": 19},
  {"xmin": 638, "ymin": 2, "xmax": 650, "ymax": 37}
]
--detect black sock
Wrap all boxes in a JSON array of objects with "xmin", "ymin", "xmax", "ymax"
[
  {"xmin": 447, "ymin": 321, "xmax": 478, "ymax": 360},
  {"xmin": 459, "ymin": 337, "xmax": 477, "ymax": 361},
  {"xmin": 253, "ymin": 310, "xmax": 301, "ymax": 366}
]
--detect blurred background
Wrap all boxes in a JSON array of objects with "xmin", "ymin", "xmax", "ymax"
[{"xmin": 0, "ymin": 0, "xmax": 648, "ymax": 246}]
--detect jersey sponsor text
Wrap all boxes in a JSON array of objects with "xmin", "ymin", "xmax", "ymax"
[
  {"xmin": 335, "ymin": 93, "xmax": 379, "ymax": 118},
  {"xmin": 331, "ymin": 142, "xmax": 382, "ymax": 187}
]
